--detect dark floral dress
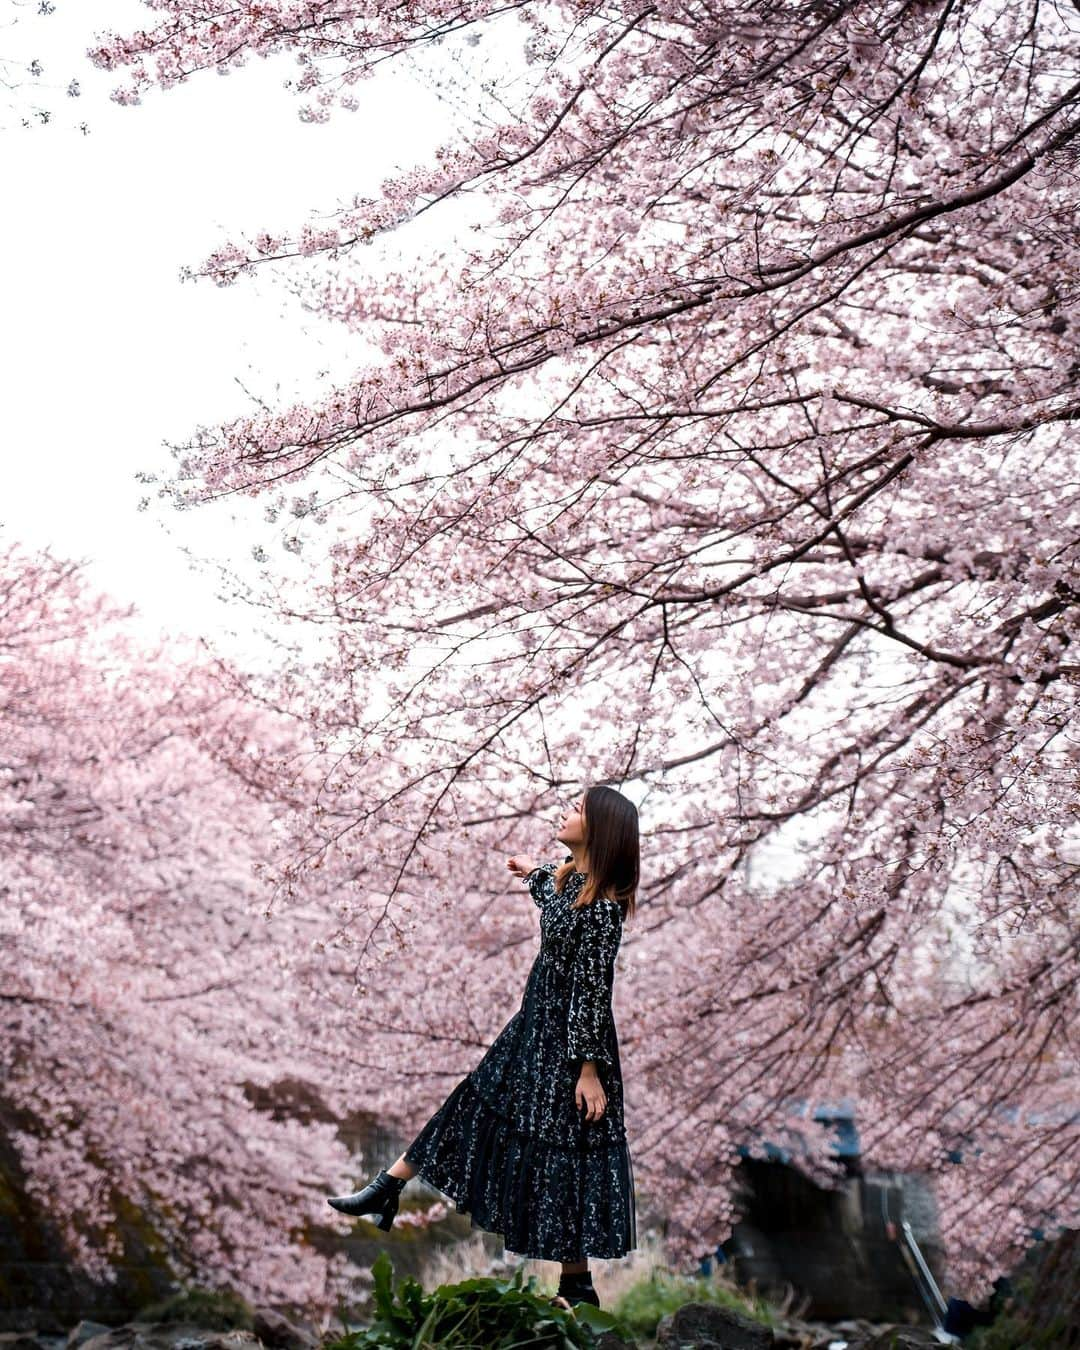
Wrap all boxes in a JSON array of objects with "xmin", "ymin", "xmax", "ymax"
[{"xmin": 401, "ymin": 856, "xmax": 637, "ymax": 1261}]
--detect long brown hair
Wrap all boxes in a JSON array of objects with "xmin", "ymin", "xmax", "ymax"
[{"xmin": 554, "ymin": 784, "xmax": 639, "ymax": 922}]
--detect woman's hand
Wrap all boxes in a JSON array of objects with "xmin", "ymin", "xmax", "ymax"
[
  {"xmin": 507, "ymin": 855, "xmax": 539, "ymax": 880},
  {"xmin": 575, "ymin": 1066, "xmax": 607, "ymax": 1122}
]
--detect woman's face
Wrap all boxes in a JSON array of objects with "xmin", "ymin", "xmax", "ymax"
[{"xmin": 557, "ymin": 793, "xmax": 586, "ymax": 847}]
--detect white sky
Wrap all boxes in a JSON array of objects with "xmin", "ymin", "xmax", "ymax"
[{"xmin": 2, "ymin": 0, "xmax": 514, "ymax": 669}]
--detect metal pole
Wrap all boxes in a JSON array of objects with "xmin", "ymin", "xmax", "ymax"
[{"xmin": 901, "ymin": 1218, "xmax": 950, "ymax": 1320}]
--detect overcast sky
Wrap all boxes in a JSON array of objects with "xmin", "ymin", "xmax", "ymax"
[{"xmin": 2, "ymin": 0, "xmax": 515, "ymax": 669}]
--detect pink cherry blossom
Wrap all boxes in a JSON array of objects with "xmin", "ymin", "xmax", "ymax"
[{"xmin": 83, "ymin": 0, "xmax": 1080, "ymax": 1308}]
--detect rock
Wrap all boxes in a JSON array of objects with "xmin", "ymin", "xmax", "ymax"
[
  {"xmin": 655, "ymin": 1301, "xmax": 775, "ymax": 1350},
  {"xmin": 847, "ymin": 1330, "xmax": 944, "ymax": 1349},
  {"xmin": 0, "ymin": 1334, "xmax": 56, "ymax": 1350},
  {"xmin": 66, "ymin": 1325, "xmax": 113, "ymax": 1350},
  {"xmin": 810, "ymin": 1319, "xmax": 886, "ymax": 1348},
  {"xmin": 766, "ymin": 1314, "xmax": 953, "ymax": 1350},
  {"xmin": 591, "ymin": 1333, "xmax": 635, "ymax": 1350},
  {"xmin": 768, "ymin": 1314, "xmax": 857, "ymax": 1348},
  {"xmin": 79, "ymin": 1323, "xmax": 260, "ymax": 1350},
  {"xmin": 250, "ymin": 1312, "xmax": 315, "ymax": 1350},
  {"xmin": 171, "ymin": 1337, "xmax": 260, "ymax": 1350},
  {"xmin": 79, "ymin": 1326, "xmax": 138, "ymax": 1350}
]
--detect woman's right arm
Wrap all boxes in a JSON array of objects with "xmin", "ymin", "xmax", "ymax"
[{"xmin": 525, "ymin": 861, "xmax": 556, "ymax": 908}]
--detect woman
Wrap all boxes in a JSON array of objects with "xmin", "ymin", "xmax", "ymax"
[{"xmin": 328, "ymin": 784, "xmax": 639, "ymax": 1312}]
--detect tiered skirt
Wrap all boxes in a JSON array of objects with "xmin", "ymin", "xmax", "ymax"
[{"xmin": 402, "ymin": 1071, "xmax": 637, "ymax": 1261}]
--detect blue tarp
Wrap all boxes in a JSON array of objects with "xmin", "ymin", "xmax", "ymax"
[{"xmin": 733, "ymin": 1099, "xmax": 862, "ymax": 1163}]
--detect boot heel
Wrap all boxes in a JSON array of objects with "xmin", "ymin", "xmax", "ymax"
[{"xmin": 374, "ymin": 1184, "xmax": 404, "ymax": 1230}]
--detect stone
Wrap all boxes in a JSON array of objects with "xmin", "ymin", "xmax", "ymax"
[
  {"xmin": 655, "ymin": 1301, "xmax": 775, "ymax": 1350},
  {"xmin": 250, "ymin": 1312, "xmax": 315, "ymax": 1350},
  {"xmin": 66, "ymin": 1325, "xmax": 113, "ymax": 1350},
  {"xmin": 0, "ymin": 1335, "xmax": 56, "ymax": 1350},
  {"xmin": 846, "ymin": 1330, "xmax": 944, "ymax": 1350},
  {"xmin": 79, "ymin": 1322, "xmax": 255, "ymax": 1350},
  {"xmin": 591, "ymin": 1333, "xmax": 635, "ymax": 1350}
]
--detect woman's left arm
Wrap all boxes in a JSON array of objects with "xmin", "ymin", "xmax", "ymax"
[{"xmin": 567, "ymin": 901, "xmax": 621, "ymax": 1069}]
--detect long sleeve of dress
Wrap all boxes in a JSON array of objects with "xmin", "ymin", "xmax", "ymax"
[
  {"xmin": 567, "ymin": 900, "xmax": 621, "ymax": 1068},
  {"xmin": 525, "ymin": 860, "xmax": 558, "ymax": 909}
]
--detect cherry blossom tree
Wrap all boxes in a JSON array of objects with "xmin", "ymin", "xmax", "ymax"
[
  {"xmin": 0, "ymin": 539, "xmax": 370, "ymax": 1311},
  {"xmin": 85, "ymin": 0, "xmax": 1079, "ymax": 1301}
]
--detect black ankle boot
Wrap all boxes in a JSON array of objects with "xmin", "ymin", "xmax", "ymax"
[
  {"xmin": 557, "ymin": 1270, "xmax": 600, "ymax": 1308},
  {"xmin": 327, "ymin": 1168, "xmax": 408, "ymax": 1232}
]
